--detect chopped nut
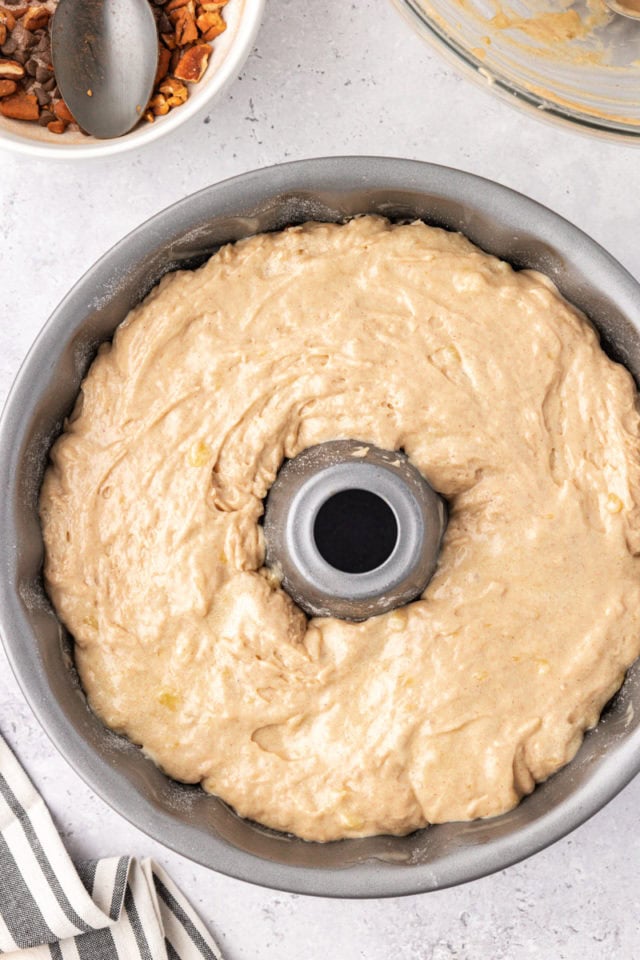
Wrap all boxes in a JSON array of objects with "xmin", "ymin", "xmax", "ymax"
[
  {"xmin": 53, "ymin": 99, "xmax": 74, "ymax": 122},
  {"xmin": 169, "ymin": 46, "xmax": 181, "ymax": 74},
  {"xmin": 0, "ymin": 90, "xmax": 38, "ymax": 119},
  {"xmin": 202, "ymin": 21, "xmax": 226, "ymax": 41},
  {"xmin": 1, "ymin": 0, "xmax": 229, "ymax": 135},
  {"xmin": 0, "ymin": 8, "xmax": 16, "ymax": 31},
  {"xmin": 197, "ymin": 10, "xmax": 226, "ymax": 40},
  {"xmin": 159, "ymin": 76, "xmax": 187, "ymax": 106},
  {"xmin": 155, "ymin": 44, "xmax": 172, "ymax": 84},
  {"xmin": 173, "ymin": 42, "xmax": 210, "ymax": 82},
  {"xmin": 22, "ymin": 4, "xmax": 49, "ymax": 31},
  {"xmin": 148, "ymin": 93, "xmax": 169, "ymax": 116},
  {"xmin": 173, "ymin": 6, "xmax": 198, "ymax": 45},
  {"xmin": 0, "ymin": 58, "xmax": 25, "ymax": 79},
  {"xmin": 0, "ymin": 3, "xmax": 28, "ymax": 19}
]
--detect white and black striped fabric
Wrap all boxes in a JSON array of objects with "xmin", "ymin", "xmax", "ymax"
[{"xmin": 0, "ymin": 736, "xmax": 222, "ymax": 960}]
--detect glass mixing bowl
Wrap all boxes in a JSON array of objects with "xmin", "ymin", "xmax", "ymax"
[{"xmin": 392, "ymin": 0, "xmax": 640, "ymax": 139}]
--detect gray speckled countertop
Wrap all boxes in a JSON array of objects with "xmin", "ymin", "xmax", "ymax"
[{"xmin": 2, "ymin": 1, "xmax": 640, "ymax": 957}]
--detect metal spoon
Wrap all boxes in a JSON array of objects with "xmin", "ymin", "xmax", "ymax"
[{"xmin": 50, "ymin": 0, "xmax": 159, "ymax": 139}]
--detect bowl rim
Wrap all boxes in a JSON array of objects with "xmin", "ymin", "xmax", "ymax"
[
  {"xmin": 0, "ymin": 0, "xmax": 264, "ymax": 160},
  {"xmin": 2, "ymin": 156, "xmax": 640, "ymax": 898},
  {"xmin": 390, "ymin": 0, "xmax": 640, "ymax": 143}
]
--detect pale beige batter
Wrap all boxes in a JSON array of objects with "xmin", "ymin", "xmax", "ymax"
[{"xmin": 40, "ymin": 217, "xmax": 640, "ymax": 842}]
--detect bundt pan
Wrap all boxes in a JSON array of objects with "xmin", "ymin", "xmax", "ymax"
[{"xmin": 1, "ymin": 157, "xmax": 640, "ymax": 898}]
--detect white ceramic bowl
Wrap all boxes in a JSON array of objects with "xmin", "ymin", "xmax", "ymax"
[{"xmin": 0, "ymin": 0, "xmax": 264, "ymax": 159}]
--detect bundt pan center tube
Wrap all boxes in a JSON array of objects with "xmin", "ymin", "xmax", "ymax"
[
  {"xmin": 1, "ymin": 158, "xmax": 640, "ymax": 898},
  {"xmin": 263, "ymin": 440, "xmax": 447, "ymax": 620}
]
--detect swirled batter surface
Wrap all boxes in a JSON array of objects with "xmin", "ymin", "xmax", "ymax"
[{"xmin": 41, "ymin": 217, "xmax": 640, "ymax": 841}]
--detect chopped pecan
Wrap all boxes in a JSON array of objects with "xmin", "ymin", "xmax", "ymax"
[
  {"xmin": 169, "ymin": 46, "xmax": 181, "ymax": 73},
  {"xmin": 22, "ymin": 4, "xmax": 50, "ymax": 31},
  {"xmin": 196, "ymin": 10, "xmax": 226, "ymax": 40},
  {"xmin": 0, "ymin": 58, "xmax": 25, "ymax": 79},
  {"xmin": 0, "ymin": 0, "xmax": 229, "ymax": 133},
  {"xmin": 168, "ymin": 0, "xmax": 195, "ymax": 17},
  {"xmin": 201, "ymin": 23, "xmax": 226, "ymax": 41},
  {"xmin": 159, "ymin": 76, "xmax": 187, "ymax": 106},
  {"xmin": 173, "ymin": 42, "xmax": 210, "ymax": 82},
  {"xmin": 172, "ymin": 6, "xmax": 198, "ymax": 45},
  {"xmin": 53, "ymin": 99, "xmax": 74, "ymax": 122},
  {"xmin": 0, "ymin": 90, "xmax": 38, "ymax": 119},
  {"xmin": 0, "ymin": 2, "xmax": 27, "ymax": 18},
  {"xmin": 148, "ymin": 93, "xmax": 169, "ymax": 116},
  {"xmin": 155, "ymin": 44, "xmax": 172, "ymax": 84},
  {"xmin": 0, "ymin": 7, "xmax": 16, "ymax": 30}
]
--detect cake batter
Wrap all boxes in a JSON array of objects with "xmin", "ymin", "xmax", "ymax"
[{"xmin": 40, "ymin": 217, "xmax": 640, "ymax": 841}]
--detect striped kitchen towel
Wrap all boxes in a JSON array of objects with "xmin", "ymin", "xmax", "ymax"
[{"xmin": 0, "ymin": 735, "xmax": 222, "ymax": 959}]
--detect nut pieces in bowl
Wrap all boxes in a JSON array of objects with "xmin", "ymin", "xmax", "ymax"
[
  {"xmin": 144, "ymin": 0, "xmax": 228, "ymax": 124},
  {"xmin": 0, "ymin": 0, "xmax": 260, "ymax": 155},
  {"xmin": 0, "ymin": 0, "xmax": 229, "ymax": 136}
]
